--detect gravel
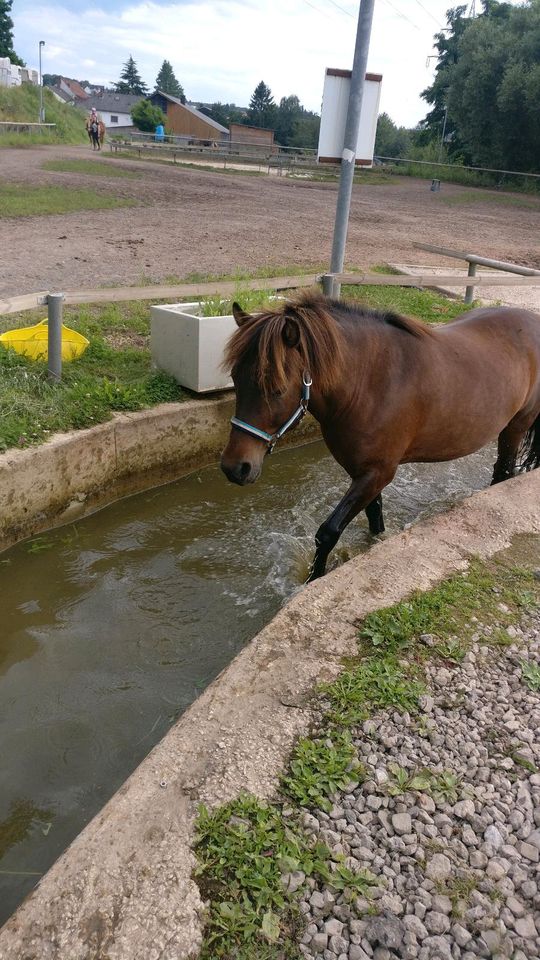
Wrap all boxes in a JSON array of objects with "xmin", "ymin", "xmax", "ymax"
[{"xmin": 297, "ymin": 610, "xmax": 540, "ymax": 959}]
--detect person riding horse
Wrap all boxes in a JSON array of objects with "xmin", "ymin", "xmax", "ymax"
[{"xmin": 86, "ymin": 108, "xmax": 105, "ymax": 150}]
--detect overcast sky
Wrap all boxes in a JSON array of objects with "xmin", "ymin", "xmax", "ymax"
[{"xmin": 12, "ymin": 0, "xmax": 521, "ymax": 127}]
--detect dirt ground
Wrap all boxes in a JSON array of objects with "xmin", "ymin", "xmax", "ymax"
[{"xmin": 0, "ymin": 144, "xmax": 539, "ymax": 298}]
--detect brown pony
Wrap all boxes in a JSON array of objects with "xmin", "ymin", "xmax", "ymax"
[{"xmin": 221, "ymin": 292, "xmax": 540, "ymax": 580}]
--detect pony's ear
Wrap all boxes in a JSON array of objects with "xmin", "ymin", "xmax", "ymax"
[
  {"xmin": 232, "ymin": 302, "xmax": 251, "ymax": 326},
  {"xmin": 282, "ymin": 315, "xmax": 300, "ymax": 348}
]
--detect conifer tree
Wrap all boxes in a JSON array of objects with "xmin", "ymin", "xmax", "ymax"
[
  {"xmin": 114, "ymin": 56, "xmax": 148, "ymax": 95},
  {"xmin": 248, "ymin": 81, "xmax": 276, "ymax": 128},
  {"xmin": 154, "ymin": 59, "xmax": 185, "ymax": 102},
  {"xmin": 0, "ymin": 0, "xmax": 24, "ymax": 65}
]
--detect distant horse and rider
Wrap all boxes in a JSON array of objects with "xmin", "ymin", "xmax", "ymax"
[
  {"xmin": 221, "ymin": 293, "xmax": 540, "ymax": 581},
  {"xmin": 86, "ymin": 109, "xmax": 106, "ymax": 150}
]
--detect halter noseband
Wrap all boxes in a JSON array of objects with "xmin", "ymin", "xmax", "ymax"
[{"xmin": 230, "ymin": 373, "xmax": 312, "ymax": 454}]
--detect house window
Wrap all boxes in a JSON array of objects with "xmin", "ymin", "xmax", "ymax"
[{"xmin": 111, "ymin": 115, "xmax": 118, "ymax": 123}]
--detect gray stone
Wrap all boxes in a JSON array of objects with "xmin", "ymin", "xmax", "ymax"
[
  {"xmin": 425, "ymin": 853, "xmax": 452, "ymax": 882},
  {"xmin": 392, "ymin": 813, "xmax": 412, "ymax": 835},
  {"xmin": 403, "ymin": 915, "xmax": 428, "ymax": 939},
  {"xmin": 324, "ymin": 918, "xmax": 344, "ymax": 937},
  {"xmin": 422, "ymin": 935, "xmax": 453, "ymax": 959},
  {"xmin": 514, "ymin": 914, "xmax": 538, "ymax": 940},
  {"xmin": 431, "ymin": 895, "xmax": 452, "ymax": 915},
  {"xmin": 486, "ymin": 858, "xmax": 507, "ymax": 881},
  {"xmin": 311, "ymin": 932, "xmax": 328, "ymax": 952},
  {"xmin": 505, "ymin": 895, "xmax": 525, "ymax": 917},
  {"xmin": 484, "ymin": 825, "xmax": 504, "ymax": 850},
  {"xmin": 348, "ymin": 946, "xmax": 371, "ymax": 960},
  {"xmin": 365, "ymin": 914, "xmax": 405, "ymax": 950},
  {"xmin": 454, "ymin": 799, "xmax": 475, "ymax": 819},
  {"xmin": 514, "ymin": 915, "xmax": 537, "ymax": 938},
  {"xmin": 518, "ymin": 841, "xmax": 539, "ymax": 862},
  {"xmin": 452, "ymin": 923, "xmax": 472, "ymax": 948},
  {"xmin": 424, "ymin": 911, "xmax": 451, "ymax": 935}
]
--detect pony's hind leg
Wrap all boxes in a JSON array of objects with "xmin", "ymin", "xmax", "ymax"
[
  {"xmin": 491, "ymin": 410, "xmax": 538, "ymax": 484},
  {"xmin": 365, "ymin": 494, "xmax": 385, "ymax": 535}
]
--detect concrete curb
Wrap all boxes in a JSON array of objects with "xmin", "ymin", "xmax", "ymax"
[
  {"xmin": 0, "ymin": 469, "xmax": 539, "ymax": 959},
  {"xmin": 0, "ymin": 395, "xmax": 319, "ymax": 552}
]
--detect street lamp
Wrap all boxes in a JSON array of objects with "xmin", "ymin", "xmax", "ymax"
[{"xmin": 38, "ymin": 41, "xmax": 45, "ymax": 123}]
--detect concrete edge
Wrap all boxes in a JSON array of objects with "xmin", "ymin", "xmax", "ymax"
[
  {"xmin": 0, "ymin": 470, "xmax": 539, "ymax": 959},
  {"xmin": 0, "ymin": 395, "xmax": 320, "ymax": 552}
]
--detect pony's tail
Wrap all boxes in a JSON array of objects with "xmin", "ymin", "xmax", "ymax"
[{"xmin": 519, "ymin": 412, "xmax": 540, "ymax": 472}]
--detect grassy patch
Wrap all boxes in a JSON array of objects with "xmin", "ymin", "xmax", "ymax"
[
  {"xmin": 0, "ymin": 183, "xmax": 136, "ymax": 218},
  {"xmin": 520, "ymin": 659, "xmax": 540, "ymax": 691},
  {"xmin": 359, "ymin": 556, "xmax": 540, "ymax": 656},
  {"xmin": 342, "ymin": 280, "xmax": 474, "ymax": 324},
  {"xmin": 200, "ymin": 289, "xmax": 281, "ymax": 317},
  {"xmin": 283, "ymin": 732, "xmax": 362, "ymax": 811},
  {"xmin": 0, "ymin": 85, "xmax": 86, "ymax": 146},
  {"xmin": 42, "ymin": 159, "xmax": 138, "ymax": 178},
  {"xmin": 322, "ymin": 656, "xmax": 425, "ymax": 727},
  {"xmin": 195, "ymin": 794, "xmax": 375, "ymax": 959},
  {"xmin": 0, "ymin": 299, "xmax": 185, "ymax": 451},
  {"xmin": 440, "ymin": 189, "xmax": 540, "ymax": 210}
]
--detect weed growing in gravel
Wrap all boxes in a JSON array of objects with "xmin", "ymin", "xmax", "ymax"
[
  {"xmin": 520, "ymin": 660, "xmax": 540, "ymax": 691},
  {"xmin": 322, "ymin": 656, "xmax": 425, "ymax": 727},
  {"xmin": 436, "ymin": 873, "xmax": 477, "ymax": 916},
  {"xmin": 385, "ymin": 765, "xmax": 461, "ymax": 802},
  {"xmin": 434, "ymin": 638, "xmax": 467, "ymax": 663},
  {"xmin": 359, "ymin": 559, "xmax": 540, "ymax": 655},
  {"xmin": 195, "ymin": 793, "xmax": 376, "ymax": 959},
  {"xmin": 282, "ymin": 732, "xmax": 363, "ymax": 812}
]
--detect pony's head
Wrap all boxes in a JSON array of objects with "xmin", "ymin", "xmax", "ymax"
[{"xmin": 220, "ymin": 293, "xmax": 344, "ymax": 485}]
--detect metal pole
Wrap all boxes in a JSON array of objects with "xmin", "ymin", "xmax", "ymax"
[
  {"xmin": 464, "ymin": 262, "xmax": 477, "ymax": 305},
  {"xmin": 328, "ymin": 0, "xmax": 376, "ymax": 299},
  {"xmin": 47, "ymin": 293, "xmax": 63, "ymax": 381},
  {"xmin": 438, "ymin": 104, "xmax": 448, "ymax": 163},
  {"xmin": 39, "ymin": 41, "xmax": 45, "ymax": 123}
]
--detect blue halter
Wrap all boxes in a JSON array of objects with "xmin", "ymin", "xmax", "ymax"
[{"xmin": 230, "ymin": 373, "xmax": 312, "ymax": 454}]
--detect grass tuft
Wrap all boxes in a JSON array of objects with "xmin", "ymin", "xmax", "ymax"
[{"xmin": 0, "ymin": 183, "xmax": 136, "ymax": 218}]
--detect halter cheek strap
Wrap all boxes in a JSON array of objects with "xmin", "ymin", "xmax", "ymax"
[{"xmin": 230, "ymin": 374, "xmax": 312, "ymax": 454}]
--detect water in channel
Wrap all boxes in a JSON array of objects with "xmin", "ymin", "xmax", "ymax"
[{"xmin": 0, "ymin": 438, "xmax": 495, "ymax": 923}]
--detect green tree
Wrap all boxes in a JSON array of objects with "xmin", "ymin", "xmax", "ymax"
[
  {"xmin": 248, "ymin": 81, "xmax": 276, "ymax": 128},
  {"xmin": 115, "ymin": 56, "xmax": 148, "ymax": 95},
  {"xmin": 0, "ymin": 0, "xmax": 24, "ymax": 65},
  {"xmin": 419, "ymin": 1, "xmax": 540, "ymax": 171},
  {"xmin": 375, "ymin": 113, "xmax": 412, "ymax": 158},
  {"xmin": 198, "ymin": 102, "xmax": 246, "ymax": 127},
  {"xmin": 274, "ymin": 94, "xmax": 302, "ymax": 144},
  {"xmin": 131, "ymin": 99, "xmax": 165, "ymax": 132},
  {"xmin": 154, "ymin": 60, "xmax": 185, "ymax": 102},
  {"xmin": 417, "ymin": 4, "xmax": 469, "ymax": 152}
]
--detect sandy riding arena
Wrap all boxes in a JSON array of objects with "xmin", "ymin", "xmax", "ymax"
[{"xmin": 0, "ymin": 144, "xmax": 539, "ymax": 298}]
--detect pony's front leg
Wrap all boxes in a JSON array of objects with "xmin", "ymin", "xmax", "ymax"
[{"xmin": 307, "ymin": 469, "xmax": 393, "ymax": 582}]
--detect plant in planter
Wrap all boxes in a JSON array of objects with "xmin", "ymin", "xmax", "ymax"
[{"xmin": 150, "ymin": 290, "xmax": 279, "ymax": 393}]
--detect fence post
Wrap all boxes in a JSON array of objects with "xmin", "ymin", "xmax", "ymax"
[
  {"xmin": 322, "ymin": 274, "xmax": 336, "ymax": 298},
  {"xmin": 464, "ymin": 262, "xmax": 477, "ymax": 304},
  {"xmin": 47, "ymin": 292, "xmax": 63, "ymax": 382}
]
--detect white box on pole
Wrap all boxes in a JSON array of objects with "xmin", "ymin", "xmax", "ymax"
[{"xmin": 317, "ymin": 68, "xmax": 382, "ymax": 167}]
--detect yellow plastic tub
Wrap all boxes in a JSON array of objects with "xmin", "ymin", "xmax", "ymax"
[{"xmin": 0, "ymin": 319, "xmax": 90, "ymax": 362}]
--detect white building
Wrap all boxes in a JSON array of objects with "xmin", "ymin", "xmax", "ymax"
[
  {"xmin": 0, "ymin": 58, "xmax": 39, "ymax": 87},
  {"xmin": 76, "ymin": 92, "xmax": 143, "ymax": 129}
]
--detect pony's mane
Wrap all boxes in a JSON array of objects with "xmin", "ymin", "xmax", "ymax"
[{"xmin": 224, "ymin": 291, "xmax": 431, "ymax": 396}]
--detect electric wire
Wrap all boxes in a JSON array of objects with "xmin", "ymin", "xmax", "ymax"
[{"xmin": 410, "ymin": 0, "xmax": 444, "ymax": 28}]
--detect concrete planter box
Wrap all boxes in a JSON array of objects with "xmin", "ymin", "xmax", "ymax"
[{"xmin": 150, "ymin": 301, "xmax": 235, "ymax": 393}]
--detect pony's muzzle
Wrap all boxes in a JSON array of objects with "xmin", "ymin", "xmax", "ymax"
[{"xmin": 220, "ymin": 458, "xmax": 260, "ymax": 485}]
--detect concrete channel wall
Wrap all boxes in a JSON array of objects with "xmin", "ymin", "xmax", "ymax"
[
  {"xmin": 0, "ymin": 394, "xmax": 319, "ymax": 552},
  {"xmin": 0, "ymin": 457, "xmax": 539, "ymax": 957}
]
